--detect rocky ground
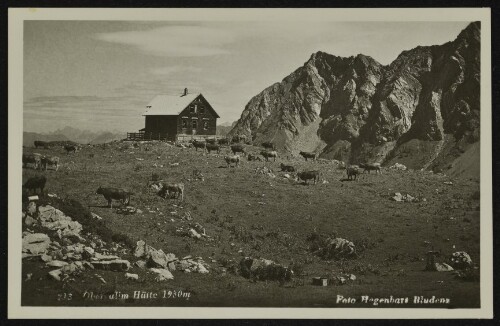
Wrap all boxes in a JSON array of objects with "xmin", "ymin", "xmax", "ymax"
[{"xmin": 21, "ymin": 140, "xmax": 480, "ymax": 307}]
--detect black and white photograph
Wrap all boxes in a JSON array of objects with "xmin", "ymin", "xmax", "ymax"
[{"xmin": 8, "ymin": 7, "xmax": 493, "ymax": 319}]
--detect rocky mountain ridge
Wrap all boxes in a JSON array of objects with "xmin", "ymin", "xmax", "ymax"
[{"xmin": 229, "ymin": 22, "xmax": 480, "ymax": 175}]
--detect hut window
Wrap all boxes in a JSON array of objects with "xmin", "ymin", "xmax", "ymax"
[
  {"xmin": 192, "ymin": 120, "xmax": 198, "ymax": 129},
  {"xmin": 190, "ymin": 105, "xmax": 195, "ymax": 113},
  {"xmin": 203, "ymin": 121, "xmax": 209, "ymax": 130},
  {"xmin": 182, "ymin": 119, "xmax": 188, "ymax": 128},
  {"xmin": 200, "ymin": 106, "xmax": 205, "ymax": 113}
]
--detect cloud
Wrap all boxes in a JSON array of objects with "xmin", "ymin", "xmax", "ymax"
[{"xmin": 95, "ymin": 25, "xmax": 234, "ymax": 57}]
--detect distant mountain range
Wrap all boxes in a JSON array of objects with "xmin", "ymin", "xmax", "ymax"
[{"xmin": 23, "ymin": 127, "xmax": 126, "ymax": 147}]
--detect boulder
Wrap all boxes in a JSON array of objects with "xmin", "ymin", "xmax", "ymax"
[
  {"xmin": 133, "ymin": 240, "xmax": 153, "ymax": 258},
  {"xmin": 125, "ymin": 273, "xmax": 139, "ymax": 280},
  {"xmin": 434, "ymin": 262, "xmax": 454, "ymax": 272},
  {"xmin": 27, "ymin": 202, "xmax": 37, "ymax": 216},
  {"xmin": 46, "ymin": 260, "xmax": 68, "ymax": 268},
  {"xmin": 22, "ymin": 233, "xmax": 50, "ymax": 255},
  {"xmin": 150, "ymin": 268, "xmax": 174, "ymax": 281},
  {"xmin": 450, "ymin": 251, "xmax": 472, "ymax": 269},
  {"xmin": 135, "ymin": 260, "xmax": 147, "ymax": 269},
  {"xmin": 25, "ymin": 215, "xmax": 36, "ymax": 226},
  {"xmin": 148, "ymin": 249, "xmax": 170, "ymax": 268},
  {"xmin": 392, "ymin": 193, "xmax": 403, "ymax": 202},
  {"xmin": 48, "ymin": 269, "xmax": 62, "ymax": 281},
  {"xmin": 93, "ymin": 253, "xmax": 120, "ymax": 261}
]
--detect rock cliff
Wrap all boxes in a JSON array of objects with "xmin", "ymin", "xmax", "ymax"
[{"xmin": 229, "ymin": 22, "xmax": 480, "ymax": 174}]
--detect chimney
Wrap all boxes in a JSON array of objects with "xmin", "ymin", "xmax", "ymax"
[{"xmin": 182, "ymin": 88, "xmax": 188, "ymax": 97}]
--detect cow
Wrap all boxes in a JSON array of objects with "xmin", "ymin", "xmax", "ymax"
[
  {"xmin": 247, "ymin": 153, "xmax": 262, "ymax": 161},
  {"xmin": 64, "ymin": 145, "xmax": 77, "ymax": 153},
  {"xmin": 346, "ymin": 165, "xmax": 360, "ymax": 180},
  {"xmin": 360, "ymin": 162, "xmax": 382, "ymax": 174},
  {"xmin": 206, "ymin": 138, "xmax": 217, "ymax": 144},
  {"xmin": 158, "ymin": 183, "xmax": 185, "ymax": 201},
  {"xmin": 34, "ymin": 140, "xmax": 49, "ymax": 149},
  {"xmin": 299, "ymin": 151, "xmax": 318, "ymax": 161},
  {"xmin": 296, "ymin": 170, "xmax": 320, "ymax": 184},
  {"xmin": 280, "ymin": 163, "xmax": 295, "ymax": 172},
  {"xmin": 22, "ymin": 153, "xmax": 42, "ymax": 169},
  {"xmin": 23, "ymin": 176, "xmax": 47, "ymax": 194},
  {"xmin": 260, "ymin": 150, "xmax": 278, "ymax": 162},
  {"xmin": 96, "ymin": 187, "xmax": 133, "ymax": 208},
  {"xmin": 262, "ymin": 142, "xmax": 276, "ymax": 150},
  {"xmin": 206, "ymin": 143, "xmax": 221, "ymax": 154},
  {"xmin": 230, "ymin": 144, "xmax": 245, "ymax": 155},
  {"xmin": 232, "ymin": 135, "xmax": 247, "ymax": 143},
  {"xmin": 224, "ymin": 155, "xmax": 240, "ymax": 168},
  {"xmin": 41, "ymin": 156, "xmax": 60, "ymax": 171},
  {"xmin": 192, "ymin": 141, "xmax": 206, "ymax": 151},
  {"xmin": 218, "ymin": 138, "xmax": 229, "ymax": 145}
]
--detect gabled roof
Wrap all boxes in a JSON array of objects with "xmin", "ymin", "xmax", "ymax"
[{"xmin": 143, "ymin": 93, "xmax": 200, "ymax": 116}]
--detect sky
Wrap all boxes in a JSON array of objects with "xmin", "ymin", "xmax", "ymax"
[{"xmin": 23, "ymin": 20, "xmax": 471, "ymax": 133}]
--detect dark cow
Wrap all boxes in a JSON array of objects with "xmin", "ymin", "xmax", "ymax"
[
  {"xmin": 299, "ymin": 151, "xmax": 318, "ymax": 161},
  {"xmin": 23, "ymin": 176, "xmax": 47, "ymax": 194},
  {"xmin": 96, "ymin": 187, "xmax": 133, "ymax": 208},
  {"xmin": 158, "ymin": 183, "xmax": 185, "ymax": 201},
  {"xmin": 41, "ymin": 156, "xmax": 60, "ymax": 171},
  {"xmin": 296, "ymin": 170, "xmax": 320, "ymax": 184},
  {"xmin": 34, "ymin": 141, "xmax": 49, "ymax": 149},
  {"xmin": 22, "ymin": 153, "xmax": 42, "ymax": 169},
  {"xmin": 64, "ymin": 145, "xmax": 77, "ymax": 153},
  {"xmin": 262, "ymin": 142, "xmax": 276, "ymax": 150},
  {"xmin": 218, "ymin": 138, "xmax": 229, "ymax": 145},
  {"xmin": 231, "ymin": 144, "xmax": 245, "ymax": 155},
  {"xmin": 206, "ymin": 143, "xmax": 221, "ymax": 154},
  {"xmin": 206, "ymin": 138, "xmax": 217, "ymax": 144},
  {"xmin": 280, "ymin": 163, "xmax": 295, "ymax": 172},
  {"xmin": 247, "ymin": 153, "xmax": 262, "ymax": 161},
  {"xmin": 260, "ymin": 150, "xmax": 278, "ymax": 162},
  {"xmin": 192, "ymin": 141, "xmax": 206, "ymax": 151},
  {"xmin": 346, "ymin": 165, "xmax": 360, "ymax": 180},
  {"xmin": 224, "ymin": 155, "xmax": 240, "ymax": 168},
  {"xmin": 360, "ymin": 162, "xmax": 382, "ymax": 174}
]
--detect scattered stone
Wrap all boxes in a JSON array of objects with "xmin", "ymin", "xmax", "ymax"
[
  {"xmin": 27, "ymin": 202, "xmax": 37, "ymax": 216},
  {"xmin": 24, "ymin": 215, "xmax": 36, "ymax": 226},
  {"xmin": 444, "ymin": 181, "xmax": 453, "ymax": 185},
  {"xmin": 46, "ymin": 260, "xmax": 69, "ymax": 268},
  {"xmin": 28, "ymin": 196, "xmax": 39, "ymax": 202},
  {"xmin": 93, "ymin": 253, "xmax": 120, "ymax": 261},
  {"xmin": 434, "ymin": 262, "xmax": 454, "ymax": 272},
  {"xmin": 125, "ymin": 273, "xmax": 139, "ymax": 280},
  {"xmin": 170, "ymin": 163, "xmax": 180, "ymax": 166},
  {"xmin": 22, "ymin": 233, "xmax": 51, "ymax": 256},
  {"xmin": 95, "ymin": 274, "xmax": 106, "ymax": 284},
  {"xmin": 135, "ymin": 260, "xmax": 147, "ymax": 268},
  {"xmin": 48, "ymin": 269, "xmax": 62, "ymax": 281},
  {"xmin": 312, "ymin": 277, "xmax": 328, "ymax": 286},
  {"xmin": 150, "ymin": 268, "xmax": 174, "ymax": 281},
  {"xmin": 389, "ymin": 163, "xmax": 407, "ymax": 170},
  {"xmin": 188, "ymin": 229, "xmax": 202, "ymax": 239},
  {"xmin": 25, "ymin": 273, "xmax": 33, "ymax": 281},
  {"xmin": 148, "ymin": 249, "xmax": 170, "ymax": 268},
  {"xmin": 450, "ymin": 251, "xmax": 472, "ymax": 269},
  {"xmin": 116, "ymin": 206, "xmax": 137, "ymax": 215},
  {"xmin": 240, "ymin": 257, "xmax": 292, "ymax": 282},
  {"xmin": 90, "ymin": 212, "xmax": 102, "ymax": 220}
]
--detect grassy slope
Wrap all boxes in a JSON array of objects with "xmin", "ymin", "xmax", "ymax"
[{"xmin": 21, "ymin": 142, "xmax": 480, "ymax": 307}]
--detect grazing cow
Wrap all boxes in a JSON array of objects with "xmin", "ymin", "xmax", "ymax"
[
  {"xmin": 158, "ymin": 183, "xmax": 185, "ymax": 201},
  {"xmin": 280, "ymin": 163, "xmax": 295, "ymax": 172},
  {"xmin": 360, "ymin": 162, "xmax": 382, "ymax": 174},
  {"xmin": 296, "ymin": 170, "xmax": 320, "ymax": 184},
  {"xmin": 206, "ymin": 143, "xmax": 221, "ymax": 154},
  {"xmin": 247, "ymin": 153, "xmax": 262, "ymax": 161},
  {"xmin": 262, "ymin": 142, "xmax": 276, "ymax": 150},
  {"xmin": 34, "ymin": 140, "xmax": 49, "ymax": 149},
  {"xmin": 224, "ymin": 155, "xmax": 240, "ymax": 168},
  {"xmin": 206, "ymin": 138, "xmax": 217, "ymax": 144},
  {"xmin": 64, "ymin": 145, "xmax": 77, "ymax": 153},
  {"xmin": 260, "ymin": 150, "xmax": 278, "ymax": 162},
  {"xmin": 346, "ymin": 165, "xmax": 360, "ymax": 180},
  {"xmin": 41, "ymin": 156, "xmax": 60, "ymax": 171},
  {"xmin": 96, "ymin": 187, "xmax": 133, "ymax": 208},
  {"xmin": 192, "ymin": 141, "xmax": 206, "ymax": 151},
  {"xmin": 22, "ymin": 153, "xmax": 42, "ymax": 169},
  {"xmin": 231, "ymin": 144, "xmax": 245, "ymax": 155},
  {"xmin": 218, "ymin": 138, "xmax": 229, "ymax": 145},
  {"xmin": 299, "ymin": 151, "xmax": 318, "ymax": 161},
  {"xmin": 23, "ymin": 176, "xmax": 47, "ymax": 194}
]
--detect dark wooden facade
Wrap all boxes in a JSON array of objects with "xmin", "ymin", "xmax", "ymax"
[{"xmin": 143, "ymin": 95, "xmax": 218, "ymax": 141}]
